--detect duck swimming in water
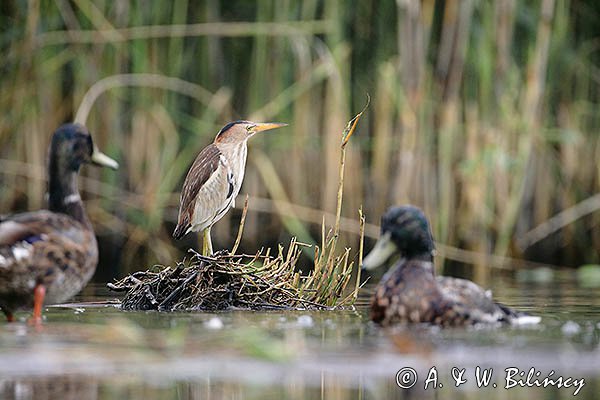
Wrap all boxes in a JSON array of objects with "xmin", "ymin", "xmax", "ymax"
[
  {"xmin": 362, "ymin": 205, "xmax": 540, "ymax": 327},
  {"xmin": 0, "ymin": 123, "xmax": 118, "ymax": 322}
]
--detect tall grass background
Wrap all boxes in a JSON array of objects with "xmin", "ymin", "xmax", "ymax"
[{"xmin": 1, "ymin": 0, "xmax": 599, "ymax": 283}]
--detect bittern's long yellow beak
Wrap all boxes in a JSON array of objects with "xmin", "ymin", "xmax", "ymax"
[
  {"xmin": 250, "ymin": 122, "xmax": 288, "ymax": 133},
  {"xmin": 91, "ymin": 146, "xmax": 119, "ymax": 170}
]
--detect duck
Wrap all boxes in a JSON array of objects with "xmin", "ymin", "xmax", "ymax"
[
  {"xmin": 362, "ymin": 205, "xmax": 540, "ymax": 327},
  {"xmin": 0, "ymin": 123, "xmax": 118, "ymax": 322}
]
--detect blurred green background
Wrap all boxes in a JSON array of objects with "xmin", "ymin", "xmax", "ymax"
[{"xmin": 1, "ymin": 0, "xmax": 599, "ymax": 282}]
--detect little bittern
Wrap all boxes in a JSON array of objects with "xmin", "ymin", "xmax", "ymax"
[{"xmin": 173, "ymin": 120, "xmax": 287, "ymax": 255}]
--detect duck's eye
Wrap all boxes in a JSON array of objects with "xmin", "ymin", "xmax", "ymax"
[{"xmin": 71, "ymin": 141, "xmax": 83, "ymax": 153}]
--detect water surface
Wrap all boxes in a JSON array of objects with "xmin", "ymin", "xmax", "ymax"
[{"xmin": 0, "ymin": 271, "xmax": 598, "ymax": 399}]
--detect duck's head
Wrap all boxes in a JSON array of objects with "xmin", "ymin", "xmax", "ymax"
[
  {"xmin": 50, "ymin": 123, "xmax": 119, "ymax": 171},
  {"xmin": 362, "ymin": 205, "xmax": 435, "ymax": 270}
]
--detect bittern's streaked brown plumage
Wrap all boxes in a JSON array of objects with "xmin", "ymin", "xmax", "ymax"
[{"xmin": 173, "ymin": 120, "xmax": 287, "ymax": 255}]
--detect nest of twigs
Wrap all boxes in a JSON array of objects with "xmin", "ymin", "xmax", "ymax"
[{"xmin": 108, "ymin": 237, "xmax": 356, "ymax": 311}]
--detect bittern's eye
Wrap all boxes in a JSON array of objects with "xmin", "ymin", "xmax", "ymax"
[{"xmin": 246, "ymin": 125, "xmax": 256, "ymax": 132}]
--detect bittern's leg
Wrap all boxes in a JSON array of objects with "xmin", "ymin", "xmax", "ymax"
[
  {"xmin": 29, "ymin": 284, "xmax": 46, "ymax": 325},
  {"xmin": 202, "ymin": 227, "xmax": 213, "ymax": 256}
]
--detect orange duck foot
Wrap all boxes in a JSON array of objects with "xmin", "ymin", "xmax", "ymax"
[
  {"xmin": 4, "ymin": 312, "xmax": 15, "ymax": 322},
  {"xmin": 29, "ymin": 284, "xmax": 46, "ymax": 325}
]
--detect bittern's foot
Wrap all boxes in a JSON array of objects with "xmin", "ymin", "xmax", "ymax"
[{"xmin": 28, "ymin": 284, "xmax": 46, "ymax": 325}]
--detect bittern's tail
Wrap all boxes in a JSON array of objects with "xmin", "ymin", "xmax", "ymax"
[{"xmin": 172, "ymin": 223, "xmax": 189, "ymax": 240}]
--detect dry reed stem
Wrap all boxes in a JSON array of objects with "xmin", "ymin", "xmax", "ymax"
[
  {"xmin": 36, "ymin": 21, "xmax": 334, "ymax": 47},
  {"xmin": 494, "ymin": 0, "xmax": 555, "ymax": 257},
  {"xmin": 75, "ymin": 73, "xmax": 218, "ymax": 125},
  {"xmin": 354, "ymin": 207, "xmax": 366, "ymax": 301},
  {"xmin": 516, "ymin": 193, "xmax": 600, "ymax": 252},
  {"xmin": 334, "ymin": 96, "xmax": 369, "ymax": 239},
  {"xmin": 231, "ymin": 195, "xmax": 249, "ymax": 255}
]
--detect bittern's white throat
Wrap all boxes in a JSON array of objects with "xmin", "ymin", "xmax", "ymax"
[{"xmin": 173, "ymin": 120, "xmax": 287, "ymax": 255}]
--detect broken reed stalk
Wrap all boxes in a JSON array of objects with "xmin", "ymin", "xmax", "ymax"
[
  {"xmin": 334, "ymin": 96, "xmax": 368, "ymax": 237},
  {"xmin": 354, "ymin": 207, "xmax": 366, "ymax": 301},
  {"xmin": 305, "ymin": 97, "xmax": 369, "ymax": 307}
]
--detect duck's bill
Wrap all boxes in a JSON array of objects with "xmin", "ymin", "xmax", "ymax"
[
  {"xmin": 91, "ymin": 147, "xmax": 119, "ymax": 170},
  {"xmin": 252, "ymin": 122, "xmax": 288, "ymax": 133},
  {"xmin": 362, "ymin": 232, "xmax": 397, "ymax": 270}
]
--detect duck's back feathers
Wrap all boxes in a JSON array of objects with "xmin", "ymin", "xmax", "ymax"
[
  {"xmin": 0, "ymin": 211, "xmax": 97, "ymax": 313},
  {"xmin": 437, "ymin": 276, "xmax": 541, "ymax": 325},
  {"xmin": 436, "ymin": 276, "xmax": 504, "ymax": 323}
]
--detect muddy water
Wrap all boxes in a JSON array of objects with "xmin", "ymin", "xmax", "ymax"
[{"xmin": 0, "ymin": 271, "xmax": 599, "ymax": 400}]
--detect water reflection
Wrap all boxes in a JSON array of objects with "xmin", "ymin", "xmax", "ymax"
[
  {"xmin": 1, "ymin": 373, "xmax": 597, "ymax": 400},
  {"xmin": 0, "ymin": 376, "xmax": 98, "ymax": 400},
  {"xmin": 0, "ymin": 273, "xmax": 599, "ymax": 399}
]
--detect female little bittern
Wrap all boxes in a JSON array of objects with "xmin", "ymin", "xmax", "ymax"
[{"xmin": 173, "ymin": 120, "xmax": 287, "ymax": 255}]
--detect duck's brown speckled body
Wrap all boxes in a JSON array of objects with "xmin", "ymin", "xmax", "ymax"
[
  {"xmin": 0, "ymin": 123, "xmax": 118, "ymax": 322},
  {"xmin": 363, "ymin": 206, "xmax": 540, "ymax": 327},
  {"xmin": 0, "ymin": 211, "xmax": 97, "ymax": 312}
]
